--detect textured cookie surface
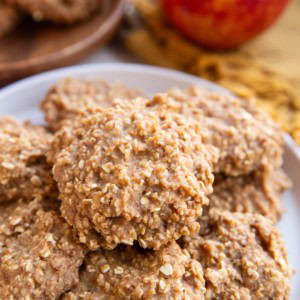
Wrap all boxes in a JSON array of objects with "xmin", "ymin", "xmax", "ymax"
[
  {"xmin": 166, "ymin": 86, "xmax": 284, "ymax": 176},
  {"xmin": 53, "ymin": 96, "xmax": 217, "ymax": 250},
  {"xmin": 182, "ymin": 210, "xmax": 293, "ymax": 300},
  {"xmin": 41, "ymin": 78, "xmax": 144, "ymax": 131},
  {"xmin": 44, "ymin": 79, "xmax": 284, "ymax": 176},
  {"xmin": 0, "ymin": 197, "xmax": 59, "ymax": 248},
  {"xmin": 64, "ymin": 242, "xmax": 205, "ymax": 300},
  {"xmin": 0, "ymin": 198, "xmax": 86, "ymax": 300},
  {"xmin": 207, "ymin": 168, "xmax": 291, "ymax": 223},
  {"xmin": 0, "ymin": 117, "xmax": 57, "ymax": 203}
]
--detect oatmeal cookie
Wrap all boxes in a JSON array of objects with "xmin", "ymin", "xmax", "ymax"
[
  {"xmin": 0, "ymin": 117, "xmax": 57, "ymax": 202},
  {"xmin": 46, "ymin": 80, "xmax": 284, "ymax": 176},
  {"xmin": 207, "ymin": 168, "xmax": 291, "ymax": 223},
  {"xmin": 0, "ymin": 1, "xmax": 21, "ymax": 38},
  {"xmin": 63, "ymin": 242, "xmax": 205, "ymax": 300},
  {"xmin": 0, "ymin": 197, "xmax": 59, "ymax": 248},
  {"xmin": 47, "ymin": 118, "xmax": 77, "ymax": 163},
  {"xmin": 0, "ymin": 199, "xmax": 86, "ymax": 299},
  {"xmin": 41, "ymin": 78, "xmax": 144, "ymax": 131},
  {"xmin": 53, "ymin": 96, "xmax": 217, "ymax": 250},
  {"xmin": 165, "ymin": 86, "xmax": 284, "ymax": 176},
  {"xmin": 182, "ymin": 210, "xmax": 293, "ymax": 299},
  {"xmin": 7, "ymin": 0, "xmax": 102, "ymax": 24}
]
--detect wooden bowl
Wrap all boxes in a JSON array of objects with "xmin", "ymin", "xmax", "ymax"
[{"xmin": 0, "ymin": 0, "xmax": 125, "ymax": 84}]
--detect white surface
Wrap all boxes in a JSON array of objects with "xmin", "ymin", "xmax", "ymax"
[{"xmin": 0, "ymin": 63, "xmax": 299, "ymax": 299}]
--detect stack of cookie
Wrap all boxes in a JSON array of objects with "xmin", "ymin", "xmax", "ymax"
[
  {"xmin": 0, "ymin": 78, "xmax": 293, "ymax": 299},
  {"xmin": 0, "ymin": 0, "xmax": 103, "ymax": 38}
]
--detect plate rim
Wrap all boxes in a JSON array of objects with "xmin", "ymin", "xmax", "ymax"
[{"xmin": 0, "ymin": 62, "xmax": 299, "ymax": 159}]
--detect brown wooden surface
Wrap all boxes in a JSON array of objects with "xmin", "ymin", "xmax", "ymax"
[
  {"xmin": 0, "ymin": 0, "xmax": 125, "ymax": 85},
  {"xmin": 246, "ymin": 0, "xmax": 300, "ymax": 93}
]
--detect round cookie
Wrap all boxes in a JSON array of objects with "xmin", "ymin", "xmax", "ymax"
[
  {"xmin": 182, "ymin": 210, "xmax": 293, "ymax": 299},
  {"xmin": 0, "ymin": 1, "xmax": 21, "ymax": 38},
  {"xmin": 166, "ymin": 86, "xmax": 284, "ymax": 176},
  {"xmin": 53, "ymin": 96, "xmax": 218, "ymax": 250},
  {"xmin": 0, "ymin": 117, "xmax": 57, "ymax": 203},
  {"xmin": 44, "ymin": 80, "xmax": 284, "ymax": 177},
  {"xmin": 7, "ymin": 0, "xmax": 103, "ymax": 24},
  {"xmin": 41, "ymin": 78, "xmax": 144, "ymax": 131},
  {"xmin": 0, "ymin": 198, "xmax": 86, "ymax": 299},
  {"xmin": 207, "ymin": 168, "xmax": 291, "ymax": 223},
  {"xmin": 0, "ymin": 197, "xmax": 59, "ymax": 248},
  {"xmin": 63, "ymin": 242, "xmax": 205, "ymax": 300}
]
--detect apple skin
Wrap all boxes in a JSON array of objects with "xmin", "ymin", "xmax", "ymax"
[{"xmin": 161, "ymin": 0, "xmax": 290, "ymax": 50}]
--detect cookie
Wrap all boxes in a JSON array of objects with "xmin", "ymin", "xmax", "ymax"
[
  {"xmin": 166, "ymin": 86, "xmax": 284, "ymax": 176},
  {"xmin": 0, "ymin": 117, "xmax": 57, "ymax": 202},
  {"xmin": 0, "ymin": 198, "xmax": 86, "ymax": 299},
  {"xmin": 0, "ymin": 197, "xmax": 59, "ymax": 247},
  {"xmin": 182, "ymin": 210, "xmax": 293, "ymax": 299},
  {"xmin": 7, "ymin": 0, "xmax": 103, "ymax": 24},
  {"xmin": 41, "ymin": 78, "xmax": 144, "ymax": 131},
  {"xmin": 53, "ymin": 96, "xmax": 217, "ymax": 250},
  {"xmin": 207, "ymin": 168, "xmax": 291, "ymax": 223},
  {"xmin": 64, "ymin": 242, "xmax": 205, "ymax": 300}
]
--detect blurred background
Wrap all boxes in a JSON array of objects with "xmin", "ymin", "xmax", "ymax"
[{"xmin": 0, "ymin": 0, "xmax": 299, "ymax": 146}]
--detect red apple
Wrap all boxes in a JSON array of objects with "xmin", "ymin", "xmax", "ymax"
[{"xmin": 161, "ymin": 0, "xmax": 290, "ymax": 50}]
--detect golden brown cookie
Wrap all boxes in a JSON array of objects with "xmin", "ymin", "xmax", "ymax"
[
  {"xmin": 53, "ymin": 96, "xmax": 218, "ymax": 250},
  {"xmin": 63, "ymin": 242, "xmax": 205, "ymax": 300},
  {"xmin": 182, "ymin": 210, "xmax": 293, "ymax": 299},
  {"xmin": 0, "ymin": 117, "xmax": 57, "ymax": 202},
  {"xmin": 0, "ymin": 1, "xmax": 21, "ymax": 38},
  {"xmin": 207, "ymin": 168, "xmax": 291, "ymax": 223},
  {"xmin": 7, "ymin": 0, "xmax": 102, "ymax": 24},
  {"xmin": 166, "ymin": 86, "xmax": 284, "ymax": 176},
  {"xmin": 0, "ymin": 197, "xmax": 59, "ymax": 247},
  {"xmin": 0, "ymin": 198, "xmax": 86, "ymax": 299},
  {"xmin": 41, "ymin": 78, "xmax": 144, "ymax": 131},
  {"xmin": 43, "ymin": 79, "xmax": 284, "ymax": 176}
]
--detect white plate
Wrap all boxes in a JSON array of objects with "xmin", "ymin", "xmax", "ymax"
[{"xmin": 0, "ymin": 63, "xmax": 299, "ymax": 298}]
